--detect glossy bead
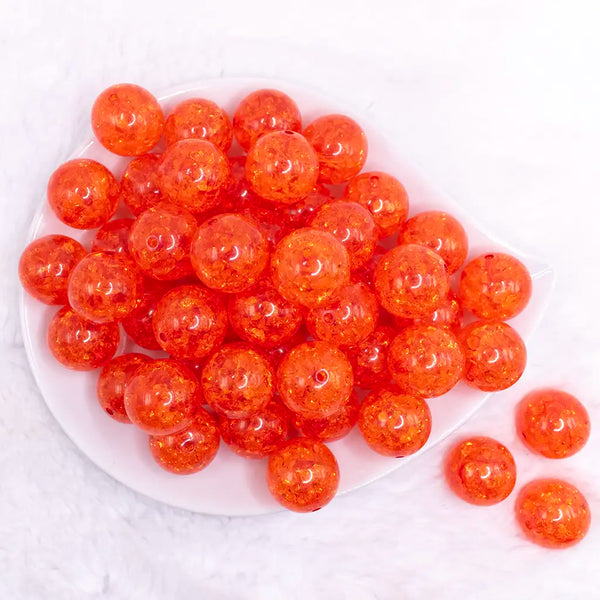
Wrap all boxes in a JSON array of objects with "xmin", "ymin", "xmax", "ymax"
[
  {"xmin": 388, "ymin": 324, "xmax": 465, "ymax": 398},
  {"xmin": 149, "ymin": 409, "xmax": 219, "ymax": 474},
  {"xmin": 96, "ymin": 353, "xmax": 151, "ymax": 423},
  {"xmin": 164, "ymin": 98, "xmax": 233, "ymax": 151},
  {"xmin": 124, "ymin": 359, "xmax": 199, "ymax": 435},
  {"xmin": 282, "ymin": 184, "xmax": 334, "ymax": 229},
  {"xmin": 395, "ymin": 290, "xmax": 463, "ymax": 331},
  {"xmin": 221, "ymin": 155, "xmax": 259, "ymax": 209},
  {"xmin": 91, "ymin": 218, "xmax": 134, "ymax": 254},
  {"xmin": 91, "ymin": 83, "xmax": 164, "ymax": 156},
  {"xmin": 152, "ymin": 285, "xmax": 227, "ymax": 359},
  {"xmin": 233, "ymin": 89, "xmax": 302, "ymax": 151},
  {"xmin": 158, "ymin": 139, "xmax": 230, "ymax": 213},
  {"xmin": 516, "ymin": 479, "xmax": 591, "ymax": 548},
  {"xmin": 120, "ymin": 153, "xmax": 164, "ymax": 216},
  {"xmin": 47, "ymin": 159, "xmax": 119, "ymax": 229},
  {"xmin": 373, "ymin": 244, "xmax": 449, "ymax": 318},
  {"xmin": 460, "ymin": 320, "xmax": 527, "ymax": 391},
  {"xmin": 516, "ymin": 389, "xmax": 590, "ymax": 458},
  {"xmin": 304, "ymin": 114, "xmax": 367, "ymax": 184},
  {"xmin": 267, "ymin": 437, "xmax": 339, "ymax": 512},
  {"xmin": 265, "ymin": 329, "xmax": 308, "ymax": 368},
  {"xmin": 358, "ymin": 386, "xmax": 431, "ymax": 457},
  {"xmin": 271, "ymin": 228, "xmax": 351, "ymax": 308},
  {"xmin": 190, "ymin": 213, "xmax": 269, "ymax": 293},
  {"xmin": 353, "ymin": 244, "xmax": 388, "ymax": 288},
  {"xmin": 294, "ymin": 392, "xmax": 359, "ymax": 442},
  {"xmin": 128, "ymin": 203, "xmax": 197, "ymax": 280},
  {"xmin": 445, "ymin": 437, "xmax": 517, "ymax": 505},
  {"xmin": 19, "ymin": 235, "xmax": 87, "ymax": 305},
  {"xmin": 306, "ymin": 281, "xmax": 378, "ymax": 346},
  {"xmin": 459, "ymin": 253, "xmax": 532, "ymax": 320},
  {"xmin": 277, "ymin": 341, "xmax": 353, "ymax": 419},
  {"xmin": 345, "ymin": 326, "xmax": 395, "ymax": 388},
  {"xmin": 239, "ymin": 202, "xmax": 290, "ymax": 249},
  {"xmin": 47, "ymin": 306, "xmax": 120, "ymax": 370},
  {"xmin": 400, "ymin": 211, "xmax": 468, "ymax": 274}
]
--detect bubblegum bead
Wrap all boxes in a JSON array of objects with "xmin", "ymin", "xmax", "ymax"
[
  {"xmin": 459, "ymin": 253, "xmax": 532, "ymax": 320},
  {"xmin": 460, "ymin": 320, "xmax": 527, "ymax": 391},
  {"xmin": 516, "ymin": 389, "xmax": 590, "ymax": 458},
  {"xmin": 304, "ymin": 114, "xmax": 367, "ymax": 184},
  {"xmin": 47, "ymin": 159, "xmax": 119, "ymax": 229},
  {"xmin": 19, "ymin": 235, "xmax": 87, "ymax": 305},
  {"xmin": 373, "ymin": 244, "xmax": 450, "ymax": 318},
  {"xmin": 345, "ymin": 326, "xmax": 395, "ymax": 388},
  {"xmin": 395, "ymin": 290, "xmax": 463, "ymax": 331},
  {"xmin": 47, "ymin": 306, "xmax": 120, "ymax": 370},
  {"xmin": 91, "ymin": 83, "xmax": 164, "ymax": 156},
  {"xmin": 120, "ymin": 154, "xmax": 164, "ymax": 216},
  {"xmin": 91, "ymin": 218, "xmax": 134, "ymax": 254},
  {"xmin": 294, "ymin": 392, "xmax": 359, "ymax": 442},
  {"xmin": 277, "ymin": 341, "xmax": 354, "ymax": 419},
  {"xmin": 190, "ymin": 213, "xmax": 269, "ymax": 293},
  {"xmin": 271, "ymin": 228, "xmax": 351, "ymax": 308},
  {"xmin": 445, "ymin": 437, "xmax": 517, "ymax": 506},
  {"xmin": 267, "ymin": 437, "xmax": 339, "ymax": 512},
  {"xmin": 221, "ymin": 155, "xmax": 259, "ymax": 208},
  {"xmin": 282, "ymin": 184, "xmax": 333, "ymax": 229},
  {"xmin": 515, "ymin": 479, "xmax": 591, "ymax": 548}
]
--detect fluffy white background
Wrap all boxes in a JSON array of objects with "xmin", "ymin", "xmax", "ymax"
[{"xmin": 1, "ymin": 1, "xmax": 599, "ymax": 598}]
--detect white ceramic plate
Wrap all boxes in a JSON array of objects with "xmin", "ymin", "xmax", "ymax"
[{"xmin": 21, "ymin": 78, "xmax": 554, "ymax": 516}]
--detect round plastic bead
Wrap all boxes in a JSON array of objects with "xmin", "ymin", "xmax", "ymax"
[
  {"xmin": 221, "ymin": 155, "xmax": 259, "ymax": 209},
  {"xmin": 282, "ymin": 184, "xmax": 333, "ymax": 229},
  {"xmin": 91, "ymin": 218, "xmax": 134, "ymax": 254},
  {"xmin": 239, "ymin": 202, "xmax": 290, "ymax": 249},
  {"xmin": 516, "ymin": 389, "xmax": 590, "ymax": 458},
  {"xmin": 265, "ymin": 329, "xmax": 308, "ymax": 368},
  {"xmin": 267, "ymin": 437, "xmax": 339, "ymax": 512},
  {"xmin": 19, "ymin": 235, "xmax": 87, "ymax": 305},
  {"xmin": 47, "ymin": 159, "xmax": 119, "ymax": 229},
  {"xmin": 345, "ymin": 325, "xmax": 395, "ymax": 388},
  {"xmin": 91, "ymin": 83, "xmax": 164, "ymax": 156},
  {"xmin": 395, "ymin": 290, "xmax": 463, "ymax": 331},
  {"xmin": 294, "ymin": 392, "xmax": 359, "ymax": 442},
  {"xmin": 120, "ymin": 153, "xmax": 164, "ymax": 216},
  {"xmin": 445, "ymin": 437, "xmax": 517, "ymax": 506},
  {"xmin": 354, "ymin": 244, "xmax": 387, "ymax": 288}
]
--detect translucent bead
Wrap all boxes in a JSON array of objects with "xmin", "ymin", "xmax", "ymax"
[
  {"xmin": 120, "ymin": 154, "xmax": 164, "ymax": 216},
  {"xmin": 345, "ymin": 325, "xmax": 395, "ymax": 389},
  {"xmin": 91, "ymin": 218, "xmax": 134, "ymax": 255},
  {"xmin": 293, "ymin": 392, "xmax": 359, "ymax": 442}
]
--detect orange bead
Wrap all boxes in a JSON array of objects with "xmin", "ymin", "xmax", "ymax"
[
  {"xmin": 399, "ymin": 211, "xmax": 468, "ymax": 274},
  {"xmin": 282, "ymin": 184, "xmax": 333, "ymax": 229},
  {"xmin": 124, "ymin": 359, "xmax": 199, "ymax": 435},
  {"xmin": 47, "ymin": 159, "xmax": 119, "ymax": 229},
  {"xmin": 460, "ymin": 320, "xmax": 527, "ymax": 391},
  {"xmin": 373, "ymin": 244, "xmax": 449, "ymax": 318},
  {"xmin": 306, "ymin": 281, "xmax": 379, "ymax": 346},
  {"xmin": 304, "ymin": 114, "xmax": 367, "ymax": 184},
  {"xmin": 190, "ymin": 213, "xmax": 269, "ymax": 293},
  {"xmin": 149, "ymin": 409, "xmax": 220, "ymax": 474},
  {"xmin": 277, "ymin": 341, "xmax": 354, "ymax": 419},
  {"xmin": 233, "ymin": 88, "xmax": 302, "ymax": 151},
  {"xmin": 515, "ymin": 479, "xmax": 591, "ymax": 548},
  {"xmin": 343, "ymin": 171, "xmax": 408, "ymax": 237},
  {"xmin": 221, "ymin": 155, "xmax": 259, "ymax": 209},
  {"xmin": 459, "ymin": 253, "xmax": 532, "ymax": 320},
  {"xmin": 164, "ymin": 98, "xmax": 233, "ymax": 151},
  {"xmin": 345, "ymin": 325, "xmax": 395, "ymax": 388},
  {"xmin": 388, "ymin": 324, "xmax": 464, "ymax": 398},
  {"xmin": 516, "ymin": 389, "xmax": 590, "ymax": 458},
  {"xmin": 91, "ymin": 218, "xmax": 134, "ymax": 255},
  {"xmin": 271, "ymin": 228, "xmax": 351, "ymax": 308},
  {"xmin": 395, "ymin": 290, "xmax": 463, "ymax": 331},
  {"xmin": 445, "ymin": 436, "xmax": 517, "ymax": 505},
  {"xmin": 267, "ymin": 437, "xmax": 339, "ymax": 512},
  {"xmin": 158, "ymin": 139, "xmax": 230, "ymax": 213},
  {"xmin": 47, "ymin": 306, "xmax": 120, "ymax": 370},
  {"xmin": 19, "ymin": 235, "xmax": 87, "ymax": 305},
  {"xmin": 358, "ymin": 386, "xmax": 431, "ymax": 457},
  {"xmin": 264, "ymin": 329, "xmax": 308, "ymax": 368},
  {"xmin": 91, "ymin": 83, "xmax": 164, "ymax": 156},
  {"xmin": 294, "ymin": 392, "xmax": 359, "ymax": 442},
  {"xmin": 96, "ymin": 353, "xmax": 151, "ymax": 423},
  {"xmin": 120, "ymin": 153, "xmax": 164, "ymax": 216}
]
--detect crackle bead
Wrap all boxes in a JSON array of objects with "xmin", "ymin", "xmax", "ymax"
[
  {"xmin": 47, "ymin": 306, "xmax": 120, "ymax": 370},
  {"xmin": 233, "ymin": 89, "xmax": 302, "ymax": 151},
  {"xmin": 265, "ymin": 329, "xmax": 308, "ymax": 368},
  {"xmin": 267, "ymin": 437, "xmax": 339, "ymax": 512},
  {"xmin": 277, "ymin": 341, "xmax": 353, "ymax": 419},
  {"xmin": 396, "ymin": 290, "xmax": 463, "ymax": 331},
  {"xmin": 459, "ymin": 253, "xmax": 532, "ymax": 320},
  {"xmin": 445, "ymin": 437, "xmax": 517, "ymax": 506},
  {"xmin": 460, "ymin": 320, "xmax": 527, "ymax": 391},
  {"xmin": 91, "ymin": 218, "xmax": 134, "ymax": 254},
  {"xmin": 283, "ymin": 184, "xmax": 334, "ymax": 229},
  {"xmin": 294, "ymin": 392, "xmax": 359, "ymax": 442},
  {"xmin": 516, "ymin": 479, "xmax": 591, "ymax": 548},
  {"xmin": 240, "ymin": 202, "xmax": 289, "ymax": 249},
  {"xmin": 304, "ymin": 114, "xmax": 367, "ymax": 184},
  {"xmin": 120, "ymin": 154, "xmax": 164, "ymax": 216},
  {"xmin": 149, "ymin": 409, "xmax": 220, "ymax": 474},
  {"xmin": 96, "ymin": 353, "xmax": 151, "ymax": 423},
  {"xmin": 358, "ymin": 386, "xmax": 431, "ymax": 457},
  {"xmin": 388, "ymin": 324, "xmax": 464, "ymax": 398},
  {"xmin": 345, "ymin": 326, "xmax": 395, "ymax": 388},
  {"xmin": 354, "ymin": 244, "xmax": 387, "ymax": 288},
  {"xmin": 190, "ymin": 213, "xmax": 269, "ymax": 293},
  {"xmin": 152, "ymin": 285, "xmax": 227, "ymax": 360},
  {"xmin": 306, "ymin": 281, "xmax": 378, "ymax": 347},
  {"xmin": 271, "ymin": 228, "xmax": 350, "ymax": 308},
  {"xmin": 516, "ymin": 389, "xmax": 590, "ymax": 458},
  {"xmin": 47, "ymin": 159, "xmax": 119, "ymax": 229},
  {"xmin": 124, "ymin": 359, "xmax": 199, "ymax": 435},
  {"xmin": 373, "ymin": 244, "xmax": 449, "ymax": 318},
  {"xmin": 221, "ymin": 155, "xmax": 259, "ymax": 209},
  {"xmin": 164, "ymin": 98, "xmax": 233, "ymax": 151},
  {"xmin": 91, "ymin": 83, "xmax": 164, "ymax": 156},
  {"xmin": 19, "ymin": 235, "xmax": 87, "ymax": 305}
]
